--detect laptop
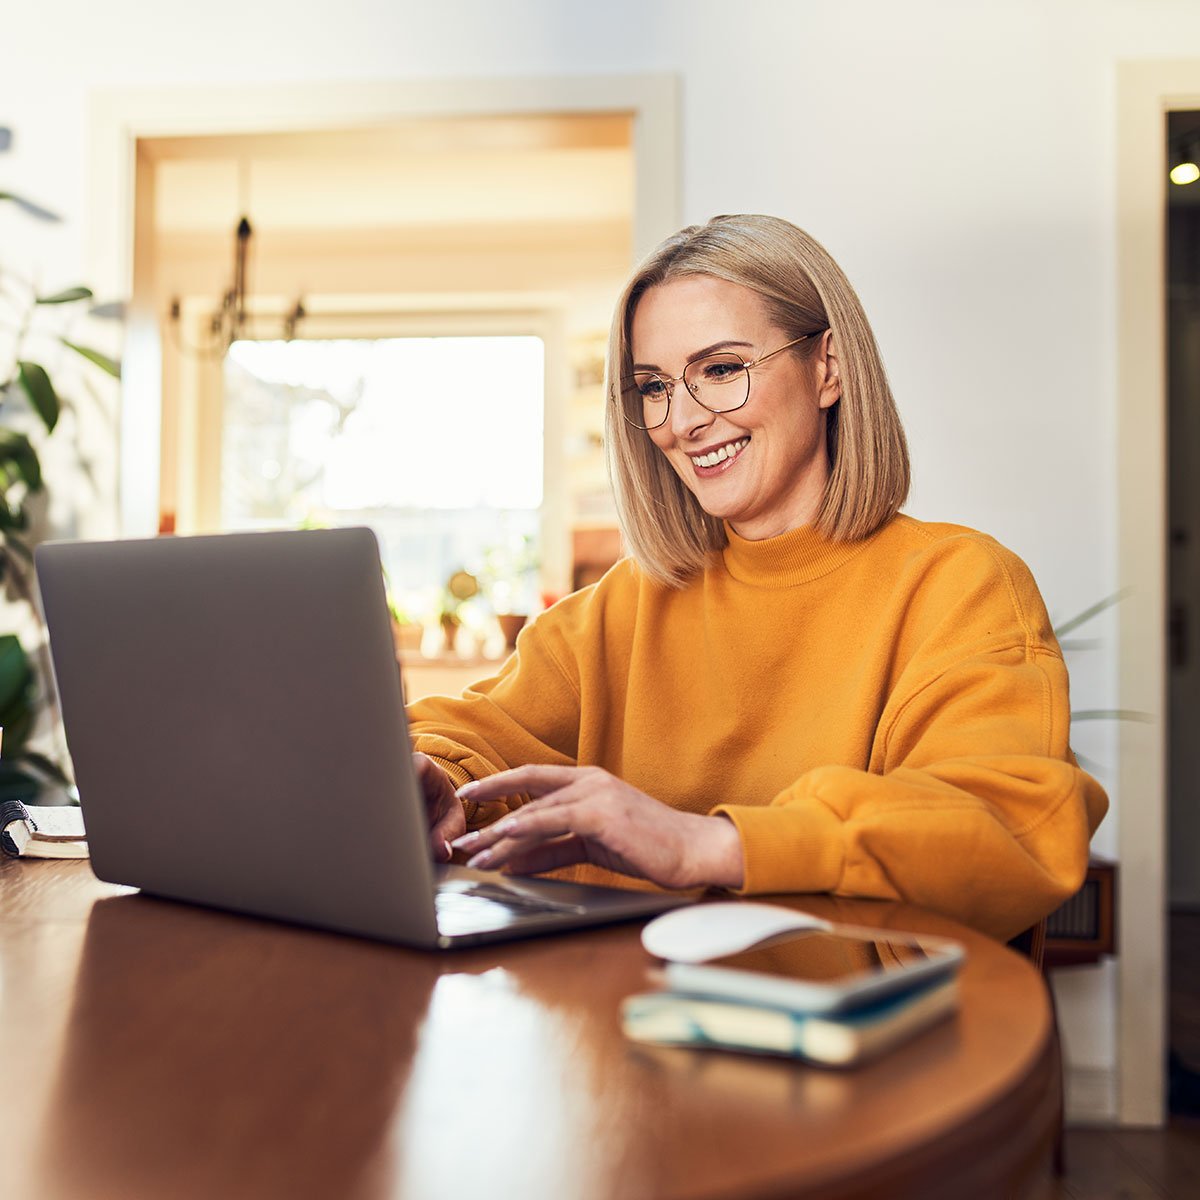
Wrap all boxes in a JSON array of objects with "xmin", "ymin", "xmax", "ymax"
[{"xmin": 35, "ymin": 527, "xmax": 687, "ymax": 948}]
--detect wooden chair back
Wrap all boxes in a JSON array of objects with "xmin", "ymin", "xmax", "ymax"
[{"xmin": 1008, "ymin": 917, "xmax": 1048, "ymax": 973}]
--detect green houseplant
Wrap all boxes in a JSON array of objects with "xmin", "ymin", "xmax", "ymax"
[
  {"xmin": 0, "ymin": 184, "xmax": 121, "ymax": 800},
  {"xmin": 1054, "ymin": 588, "xmax": 1150, "ymax": 777}
]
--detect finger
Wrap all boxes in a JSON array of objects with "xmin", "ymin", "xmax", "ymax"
[
  {"xmin": 432, "ymin": 806, "xmax": 463, "ymax": 854},
  {"xmin": 456, "ymin": 798, "xmax": 603, "ymax": 870},
  {"xmin": 499, "ymin": 834, "xmax": 589, "ymax": 876},
  {"xmin": 413, "ymin": 755, "xmax": 465, "ymax": 858},
  {"xmin": 450, "ymin": 781, "xmax": 591, "ymax": 856},
  {"xmin": 456, "ymin": 764, "xmax": 596, "ymax": 804},
  {"xmin": 413, "ymin": 753, "xmax": 448, "ymax": 802}
]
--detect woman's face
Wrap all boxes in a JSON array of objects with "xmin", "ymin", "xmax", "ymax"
[{"xmin": 629, "ymin": 275, "xmax": 840, "ymax": 540}]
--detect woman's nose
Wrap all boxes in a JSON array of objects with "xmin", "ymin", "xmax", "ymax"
[{"xmin": 668, "ymin": 382, "xmax": 715, "ymax": 439}]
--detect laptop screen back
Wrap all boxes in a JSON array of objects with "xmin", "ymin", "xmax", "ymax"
[{"xmin": 36, "ymin": 528, "xmax": 439, "ymax": 945}]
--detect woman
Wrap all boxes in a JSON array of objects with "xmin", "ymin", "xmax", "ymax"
[{"xmin": 409, "ymin": 214, "xmax": 1107, "ymax": 941}]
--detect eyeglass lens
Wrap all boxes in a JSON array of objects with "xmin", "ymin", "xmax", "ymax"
[{"xmin": 624, "ymin": 352, "xmax": 750, "ymax": 430}]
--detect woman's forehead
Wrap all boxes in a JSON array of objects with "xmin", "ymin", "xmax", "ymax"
[{"xmin": 631, "ymin": 276, "xmax": 774, "ymax": 361}]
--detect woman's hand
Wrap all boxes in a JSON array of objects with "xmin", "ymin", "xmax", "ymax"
[
  {"xmin": 449, "ymin": 765, "xmax": 745, "ymax": 890},
  {"xmin": 414, "ymin": 752, "xmax": 466, "ymax": 863}
]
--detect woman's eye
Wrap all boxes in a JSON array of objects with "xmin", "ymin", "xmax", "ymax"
[
  {"xmin": 638, "ymin": 377, "xmax": 667, "ymax": 399},
  {"xmin": 700, "ymin": 360, "xmax": 742, "ymax": 382}
]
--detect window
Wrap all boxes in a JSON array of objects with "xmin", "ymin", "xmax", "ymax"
[{"xmin": 223, "ymin": 335, "xmax": 544, "ymax": 620}]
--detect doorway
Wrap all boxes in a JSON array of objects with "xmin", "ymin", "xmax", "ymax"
[
  {"xmin": 1166, "ymin": 108, "xmax": 1200, "ymax": 1115},
  {"xmin": 134, "ymin": 114, "xmax": 637, "ymax": 604},
  {"xmin": 88, "ymin": 74, "xmax": 680, "ymax": 543}
]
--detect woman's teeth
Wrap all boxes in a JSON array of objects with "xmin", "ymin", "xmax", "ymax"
[{"xmin": 691, "ymin": 438, "xmax": 749, "ymax": 468}]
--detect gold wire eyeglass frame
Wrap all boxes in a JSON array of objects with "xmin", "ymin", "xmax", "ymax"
[{"xmin": 619, "ymin": 331, "xmax": 827, "ymax": 431}]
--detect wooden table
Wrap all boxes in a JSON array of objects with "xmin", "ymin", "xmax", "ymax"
[{"xmin": 0, "ymin": 860, "xmax": 1058, "ymax": 1200}]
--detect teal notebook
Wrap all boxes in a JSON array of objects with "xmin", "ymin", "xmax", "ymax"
[{"xmin": 621, "ymin": 976, "xmax": 958, "ymax": 1066}]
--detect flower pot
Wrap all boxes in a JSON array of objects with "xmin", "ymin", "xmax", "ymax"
[
  {"xmin": 497, "ymin": 612, "xmax": 528, "ymax": 651},
  {"xmin": 439, "ymin": 613, "xmax": 461, "ymax": 655}
]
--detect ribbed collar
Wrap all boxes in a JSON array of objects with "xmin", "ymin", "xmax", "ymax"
[{"xmin": 720, "ymin": 521, "xmax": 868, "ymax": 587}]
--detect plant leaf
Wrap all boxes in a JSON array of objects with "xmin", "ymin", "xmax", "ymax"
[
  {"xmin": 16, "ymin": 361, "xmax": 61, "ymax": 432},
  {"xmin": 0, "ymin": 761, "xmax": 41, "ymax": 805},
  {"xmin": 0, "ymin": 190, "xmax": 62, "ymax": 222},
  {"xmin": 1071, "ymin": 751, "xmax": 1107, "ymax": 777},
  {"xmin": 1070, "ymin": 708, "xmax": 1154, "ymax": 723},
  {"xmin": 0, "ymin": 429, "xmax": 43, "ymax": 491},
  {"xmin": 1053, "ymin": 589, "xmax": 1133, "ymax": 638},
  {"xmin": 0, "ymin": 634, "xmax": 27, "ymax": 702},
  {"xmin": 36, "ymin": 286, "xmax": 93, "ymax": 305},
  {"xmin": 0, "ymin": 502, "xmax": 30, "ymax": 533},
  {"xmin": 0, "ymin": 634, "xmax": 35, "ymax": 747},
  {"xmin": 19, "ymin": 750, "xmax": 73, "ymax": 787},
  {"xmin": 1058, "ymin": 638, "xmax": 1102, "ymax": 653},
  {"xmin": 88, "ymin": 299, "xmax": 126, "ymax": 321},
  {"xmin": 60, "ymin": 338, "xmax": 121, "ymax": 379}
]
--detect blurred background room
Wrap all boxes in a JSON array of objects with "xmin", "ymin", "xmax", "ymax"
[{"xmin": 4, "ymin": 0, "xmax": 1200, "ymax": 1154}]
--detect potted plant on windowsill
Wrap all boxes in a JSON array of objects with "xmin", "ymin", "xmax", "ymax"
[
  {"xmin": 438, "ymin": 569, "xmax": 480, "ymax": 655},
  {"xmin": 388, "ymin": 599, "xmax": 424, "ymax": 656},
  {"xmin": 481, "ymin": 534, "xmax": 540, "ymax": 651}
]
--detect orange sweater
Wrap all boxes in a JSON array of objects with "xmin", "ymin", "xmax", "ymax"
[{"xmin": 408, "ymin": 516, "xmax": 1108, "ymax": 940}]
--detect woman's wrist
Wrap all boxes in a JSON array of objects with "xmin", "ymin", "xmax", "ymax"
[{"xmin": 693, "ymin": 814, "xmax": 745, "ymax": 890}]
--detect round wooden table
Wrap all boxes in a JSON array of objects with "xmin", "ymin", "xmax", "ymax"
[{"xmin": 0, "ymin": 861, "xmax": 1057, "ymax": 1200}]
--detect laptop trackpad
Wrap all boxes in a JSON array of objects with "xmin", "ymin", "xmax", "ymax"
[{"xmin": 434, "ymin": 868, "xmax": 592, "ymax": 936}]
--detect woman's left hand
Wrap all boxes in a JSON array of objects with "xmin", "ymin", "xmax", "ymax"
[{"xmin": 449, "ymin": 765, "xmax": 744, "ymax": 890}]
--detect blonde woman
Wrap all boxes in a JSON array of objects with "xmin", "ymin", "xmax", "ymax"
[{"xmin": 410, "ymin": 214, "xmax": 1106, "ymax": 941}]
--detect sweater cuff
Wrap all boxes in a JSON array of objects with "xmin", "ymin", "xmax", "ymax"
[
  {"xmin": 711, "ymin": 798, "xmax": 845, "ymax": 896},
  {"xmin": 427, "ymin": 755, "xmax": 474, "ymax": 790}
]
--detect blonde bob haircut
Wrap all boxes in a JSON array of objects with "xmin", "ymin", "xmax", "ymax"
[{"xmin": 605, "ymin": 214, "xmax": 910, "ymax": 587}]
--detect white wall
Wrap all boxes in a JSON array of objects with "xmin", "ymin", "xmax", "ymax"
[{"xmin": 7, "ymin": 0, "xmax": 1200, "ymax": 1117}]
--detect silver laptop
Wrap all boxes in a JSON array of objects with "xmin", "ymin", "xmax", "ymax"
[{"xmin": 35, "ymin": 527, "xmax": 686, "ymax": 948}]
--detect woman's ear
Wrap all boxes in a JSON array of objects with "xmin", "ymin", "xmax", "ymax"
[{"xmin": 816, "ymin": 330, "xmax": 842, "ymax": 410}]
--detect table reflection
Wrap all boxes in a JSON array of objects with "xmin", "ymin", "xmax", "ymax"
[
  {"xmin": 36, "ymin": 894, "xmax": 436, "ymax": 1200},
  {"xmin": 24, "ymin": 886, "xmax": 1036, "ymax": 1200}
]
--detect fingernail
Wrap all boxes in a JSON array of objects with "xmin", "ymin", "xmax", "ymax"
[
  {"xmin": 467, "ymin": 849, "xmax": 493, "ymax": 869},
  {"xmin": 442, "ymin": 840, "xmax": 452, "ymax": 860},
  {"xmin": 451, "ymin": 831, "xmax": 480, "ymax": 848},
  {"xmin": 495, "ymin": 817, "xmax": 517, "ymax": 835},
  {"xmin": 456, "ymin": 781, "xmax": 479, "ymax": 799}
]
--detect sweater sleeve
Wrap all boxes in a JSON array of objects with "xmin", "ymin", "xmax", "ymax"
[
  {"xmin": 407, "ymin": 602, "xmax": 583, "ymax": 829},
  {"xmin": 712, "ymin": 544, "xmax": 1109, "ymax": 942}
]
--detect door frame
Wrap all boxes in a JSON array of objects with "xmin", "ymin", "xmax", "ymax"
[
  {"xmin": 1112, "ymin": 59, "xmax": 1200, "ymax": 1127},
  {"xmin": 87, "ymin": 74, "xmax": 680, "ymax": 538}
]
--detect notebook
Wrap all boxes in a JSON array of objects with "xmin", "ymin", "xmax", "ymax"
[
  {"xmin": 35, "ymin": 527, "xmax": 686, "ymax": 948},
  {"xmin": 621, "ymin": 976, "xmax": 960, "ymax": 1066}
]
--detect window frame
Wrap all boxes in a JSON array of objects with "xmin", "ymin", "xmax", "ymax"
[{"xmin": 165, "ymin": 304, "xmax": 571, "ymax": 596}]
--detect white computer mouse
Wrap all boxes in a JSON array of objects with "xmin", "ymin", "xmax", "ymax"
[{"xmin": 640, "ymin": 901, "xmax": 831, "ymax": 963}]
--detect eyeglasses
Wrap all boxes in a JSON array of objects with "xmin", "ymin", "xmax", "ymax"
[{"xmin": 619, "ymin": 332, "xmax": 826, "ymax": 431}]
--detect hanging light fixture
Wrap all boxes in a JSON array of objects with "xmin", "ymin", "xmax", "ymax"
[
  {"xmin": 169, "ymin": 176, "xmax": 255, "ymax": 355},
  {"xmin": 168, "ymin": 158, "xmax": 304, "ymax": 358}
]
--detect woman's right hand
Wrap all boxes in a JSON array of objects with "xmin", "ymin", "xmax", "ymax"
[{"xmin": 413, "ymin": 752, "xmax": 467, "ymax": 863}]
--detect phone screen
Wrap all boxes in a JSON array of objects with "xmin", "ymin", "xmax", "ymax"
[{"xmin": 704, "ymin": 929, "xmax": 945, "ymax": 984}]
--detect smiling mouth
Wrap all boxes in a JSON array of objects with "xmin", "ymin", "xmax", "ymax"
[{"xmin": 689, "ymin": 437, "xmax": 750, "ymax": 469}]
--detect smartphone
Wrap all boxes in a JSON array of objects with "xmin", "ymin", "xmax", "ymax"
[{"xmin": 663, "ymin": 925, "xmax": 965, "ymax": 1014}]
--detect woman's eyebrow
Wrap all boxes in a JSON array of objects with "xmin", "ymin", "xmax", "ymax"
[{"xmin": 632, "ymin": 339, "xmax": 755, "ymax": 371}]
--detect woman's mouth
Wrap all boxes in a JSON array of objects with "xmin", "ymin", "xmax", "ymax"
[{"xmin": 689, "ymin": 437, "xmax": 750, "ymax": 475}]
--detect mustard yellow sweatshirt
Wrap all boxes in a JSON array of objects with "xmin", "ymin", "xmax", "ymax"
[{"xmin": 409, "ymin": 516, "xmax": 1108, "ymax": 940}]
